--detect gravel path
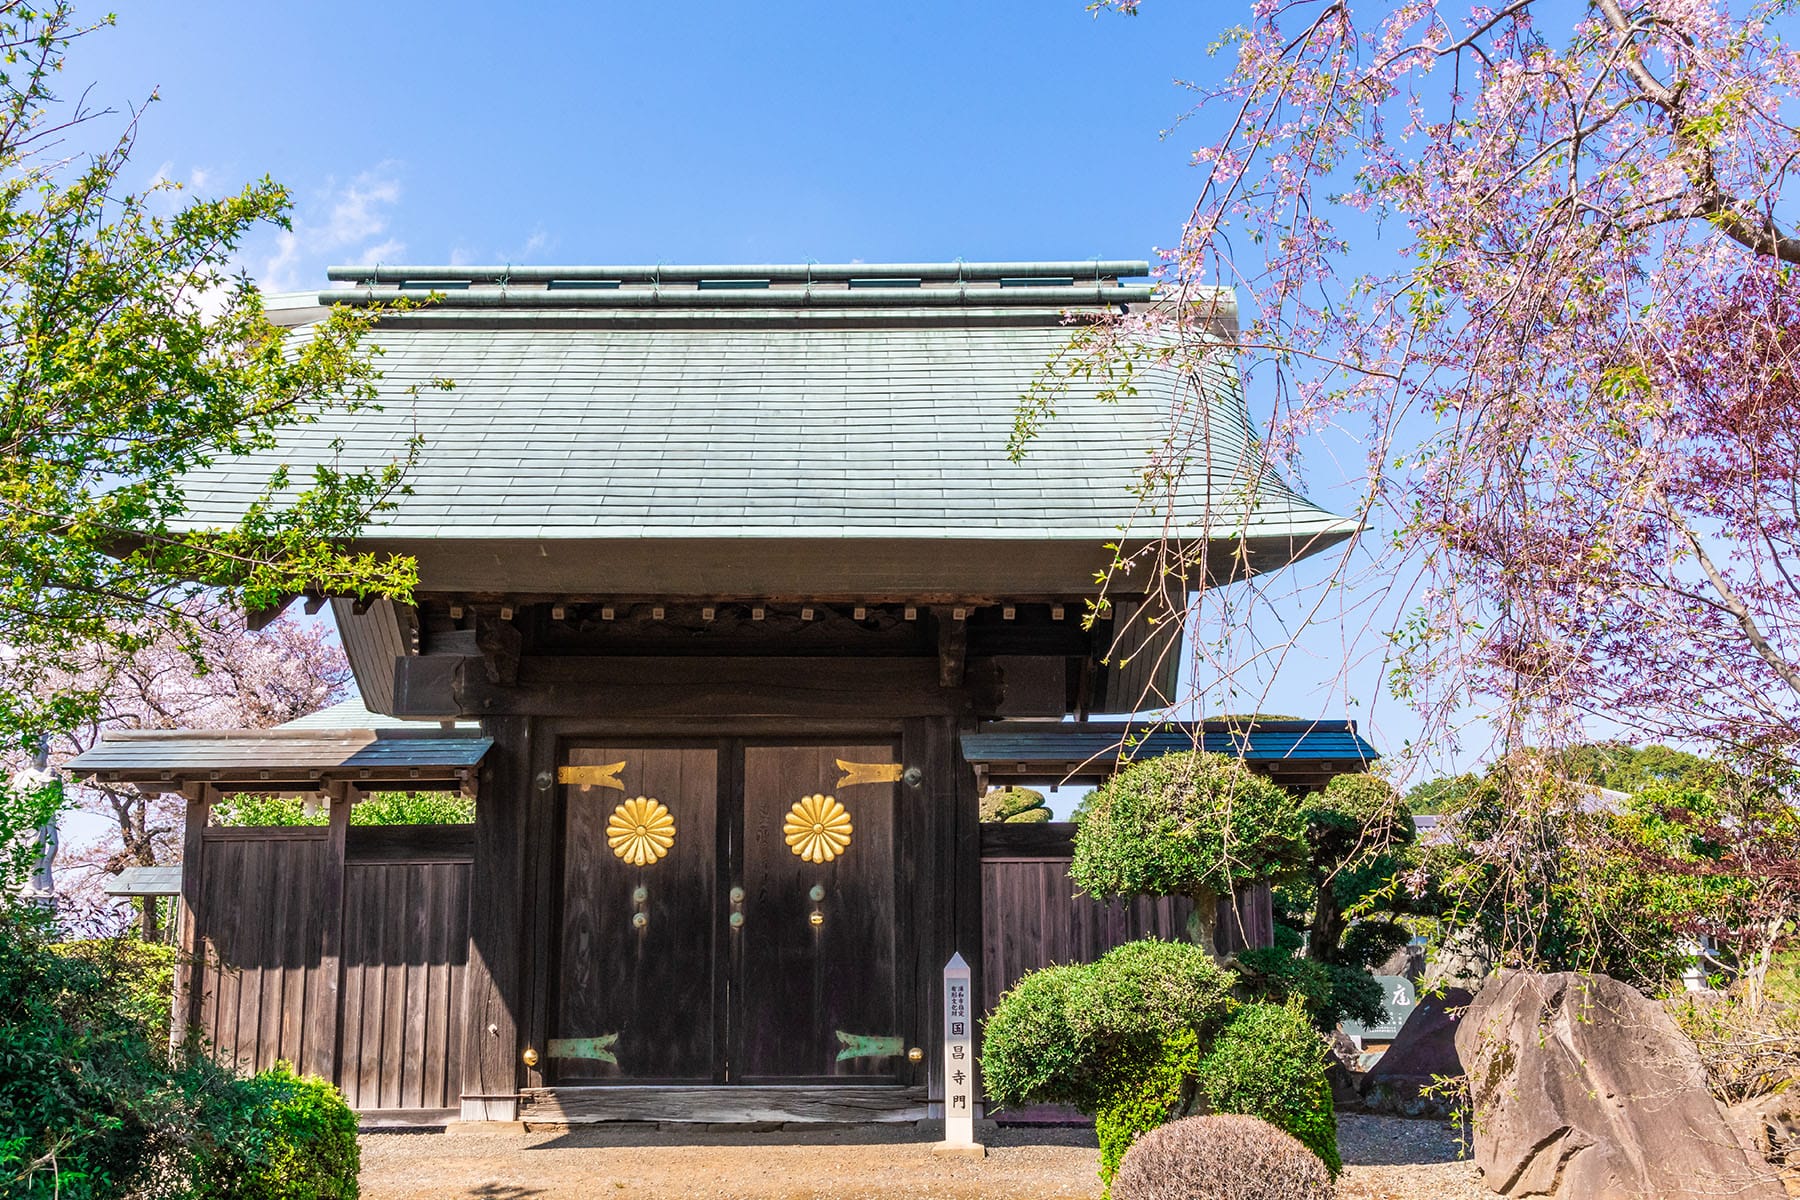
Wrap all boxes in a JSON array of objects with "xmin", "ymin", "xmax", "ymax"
[{"xmin": 359, "ymin": 1114, "xmax": 1484, "ymax": 1199}]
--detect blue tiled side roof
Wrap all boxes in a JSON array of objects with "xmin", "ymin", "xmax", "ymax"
[{"xmin": 962, "ymin": 721, "xmax": 1379, "ymax": 770}]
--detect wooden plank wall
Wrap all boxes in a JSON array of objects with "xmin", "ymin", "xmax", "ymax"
[
  {"xmin": 977, "ymin": 822, "xmax": 1275, "ymax": 1018},
  {"xmin": 978, "ymin": 856, "xmax": 1193, "ymax": 1019},
  {"xmin": 196, "ymin": 829, "xmax": 327, "ymax": 1074},
  {"xmin": 337, "ymin": 858, "xmax": 471, "ymax": 1110},
  {"xmin": 192, "ymin": 823, "xmax": 472, "ymax": 1112}
]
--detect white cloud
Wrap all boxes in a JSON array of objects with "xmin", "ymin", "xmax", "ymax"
[
  {"xmin": 256, "ymin": 163, "xmax": 406, "ymax": 294},
  {"xmin": 357, "ymin": 237, "xmax": 404, "ymax": 265}
]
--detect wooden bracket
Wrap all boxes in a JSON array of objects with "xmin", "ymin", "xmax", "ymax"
[
  {"xmin": 933, "ymin": 607, "xmax": 967, "ymax": 689},
  {"xmin": 475, "ymin": 608, "xmax": 524, "ymax": 687}
]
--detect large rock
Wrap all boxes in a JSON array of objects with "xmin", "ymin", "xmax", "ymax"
[
  {"xmin": 1457, "ymin": 971, "xmax": 1782, "ymax": 1199},
  {"xmin": 1360, "ymin": 986, "xmax": 1471, "ymax": 1117},
  {"xmin": 1726, "ymin": 1090, "xmax": 1800, "ymax": 1197}
]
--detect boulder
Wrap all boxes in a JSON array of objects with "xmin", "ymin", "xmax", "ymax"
[
  {"xmin": 1457, "ymin": 971, "xmax": 1782, "ymax": 1199},
  {"xmin": 1325, "ymin": 1030, "xmax": 1364, "ymax": 1107},
  {"xmin": 1360, "ymin": 986, "xmax": 1471, "ymax": 1118},
  {"xmin": 1726, "ymin": 1090, "xmax": 1800, "ymax": 1197}
]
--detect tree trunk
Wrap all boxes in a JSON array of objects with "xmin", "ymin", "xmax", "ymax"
[{"xmin": 1193, "ymin": 892, "xmax": 1220, "ymax": 956}]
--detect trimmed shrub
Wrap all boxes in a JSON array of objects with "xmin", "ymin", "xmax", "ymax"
[
  {"xmin": 1112, "ymin": 1113, "xmax": 1336, "ymax": 1200},
  {"xmin": 1095, "ymin": 1029, "xmax": 1199, "ymax": 1188},
  {"xmin": 985, "ymin": 940, "xmax": 1236, "ymax": 1195},
  {"xmin": 980, "ymin": 787, "xmax": 1050, "ymax": 823},
  {"xmin": 1234, "ymin": 930, "xmax": 1388, "ymax": 1031},
  {"xmin": 1066, "ymin": 938, "xmax": 1238, "ymax": 1045},
  {"xmin": 213, "ymin": 1062, "xmax": 360, "ymax": 1200},
  {"xmin": 981, "ymin": 961, "xmax": 1100, "ymax": 1111},
  {"xmin": 1194, "ymin": 1001, "xmax": 1340, "ymax": 1175},
  {"xmin": 984, "ymin": 939, "xmax": 1235, "ymax": 1115},
  {"xmin": 1071, "ymin": 752, "xmax": 1306, "ymax": 949}
]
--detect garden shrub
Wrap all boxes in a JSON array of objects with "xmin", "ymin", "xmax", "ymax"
[
  {"xmin": 1254, "ymin": 772, "xmax": 1419, "ymax": 1030},
  {"xmin": 53, "ymin": 937, "xmax": 178, "ymax": 1046},
  {"xmin": 208, "ymin": 1062, "xmax": 360, "ymax": 1200},
  {"xmin": 980, "ymin": 962, "xmax": 1100, "ymax": 1111},
  {"xmin": 1234, "ymin": 924, "xmax": 1387, "ymax": 1031},
  {"xmin": 1111, "ymin": 1113, "xmax": 1336, "ymax": 1200},
  {"xmin": 0, "ymin": 908, "xmax": 240, "ymax": 1199},
  {"xmin": 984, "ymin": 940, "xmax": 1235, "ymax": 1195},
  {"xmin": 1071, "ymin": 751, "xmax": 1306, "ymax": 950},
  {"xmin": 1066, "ymin": 938, "xmax": 1238, "ymax": 1045},
  {"xmin": 1094, "ymin": 1029, "xmax": 1199, "ymax": 1188},
  {"xmin": 2, "ymin": 910, "xmax": 359, "ymax": 1200},
  {"xmin": 1194, "ymin": 1001, "xmax": 1340, "ymax": 1175},
  {"xmin": 980, "ymin": 786, "xmax": 1050, "ymax": 823}
]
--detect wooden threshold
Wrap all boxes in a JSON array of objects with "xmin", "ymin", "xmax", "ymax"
[
  {"xmin": 519, "ymin": 1085, "xmax": 929, "ymax": 1125},
  {"xmin": 357, "ymin": 1107, "xmax": 458, "ymax": 1129}
]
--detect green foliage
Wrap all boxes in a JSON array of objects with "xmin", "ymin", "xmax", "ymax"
[
  {"xmin": 212, "ymin": 790, "xmax": 475, "ymax": 827},
  {"xmin": 1, "ymin": 908, "xmax": 233, "ymax": 1198},
  {"xmin": 1425, "ymin": 767, "xmax": 1766, "ymax": 988},
  {"xmin": 1404, "ymin": 772, "xmax": 1477, "ymax": 816},
  {"xmin": 1194, "ymin": 1001, "xmax": 1340, "ymax": 1176},
  {"xmin": 0, "ymin": 4, "xmax": 420, "ymax": 759},
  {"xmin": 981, "ymin": 962, "xmax": 1098, "ymax": 1111},
  {"xmin": 1094, "ymin": 1029, "xmax": 1198, "ymax": 1193},
  {"xmin": 1071, "ymin": 751, "xmax": 1308, "ymax": 914},
  {"xmin": 1066, "ymin": 939, "xmax": 1240, "ymax": 1045},
  {"xmin": 215, "ymin": 1064, "xmax": 360, "ymax": 1200},
  {"xmin": 980, "ymin": 787, "xmax": 1051, "ymax": 823},
  {"xmin": 2, "ymin": 910, "xmax": 360, "ymax": 1199},
  {"xmin": 982, "ymin": 939, "xmax": 1233, "ymax": 1113},
  {"xmin": 1253, "ymin": 772, "xmax": 1418, "ymax": 1028},
  {"xmin": 1557, "ymin": 742, "xmax": 1724, "ymax": 794},
  {"xmin": 51, "ymin": 939, "xmax": 178, "ymax": 1047},
  {"xmin": 984, "ymin": 940, "xmax": 1237, "ymax": 1196}
]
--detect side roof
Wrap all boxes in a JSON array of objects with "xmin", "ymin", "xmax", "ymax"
[{"xmin": 176, "ymin": 261, "xmax": 1355, "ymax": 596}]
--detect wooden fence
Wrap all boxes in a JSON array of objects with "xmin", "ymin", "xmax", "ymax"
[
  {"xmin": 192, "ymin": 823, "xmax": 472, "ymax": 1114},
  {"xmin": 979, "ymin": 822, "xmax": 1273, "ymax": 1018}
]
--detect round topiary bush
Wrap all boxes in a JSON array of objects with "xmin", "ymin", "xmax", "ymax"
[
  {"xmin": 980, "ymin": 961, "xmax": 1100, "ymax": 1112},
  {"xmin": 1194, "ymin": 1001, "xmax": 1340, "ymax": 1175},
  {"xmin": 984, "ymin": 939, "xmax": 1237, "ymax": 1192},
  {"xmin": 1071, "ymin": 751, "xmax": 1307, "ymax": 951},
  {"xmin": 216, "ymin": 1062, "xmax": 361, "ymax": 1199},
  {"xmin": 1111, "ymin": 1113, "xmax": 1337, "ymax": 1200}
]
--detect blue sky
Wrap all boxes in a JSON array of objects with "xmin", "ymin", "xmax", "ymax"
[
  {"xmin": 89, "ymin": 3, "xmax": 1224, "ymax": 278},
  {"xmin": 80, "ymin": 2, "xmax": 1464, "ymax": 798}
]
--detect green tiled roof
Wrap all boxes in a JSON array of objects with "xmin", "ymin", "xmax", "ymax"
[{"xmin": 175, "ymin": 262, "xmax": 1354, "ymax": 586}]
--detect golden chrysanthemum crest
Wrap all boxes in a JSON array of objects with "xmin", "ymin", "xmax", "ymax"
[
  {"xmin": 785, "ymin": 793, "xmax": 853, "ymax": 864},
  {"xmin": 607, "ymin": 796, "xmax": 675, "ymax": 867}
]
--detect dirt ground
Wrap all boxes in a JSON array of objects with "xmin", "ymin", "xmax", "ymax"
[{"xmin": 359, "ymin": 1113, "xmax": 1485, "ymax": 1200}]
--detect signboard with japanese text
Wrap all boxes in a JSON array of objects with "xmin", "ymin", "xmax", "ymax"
[{"xmin": 943, "ymin": 952, "xmax": 976, "ymax": 1146}]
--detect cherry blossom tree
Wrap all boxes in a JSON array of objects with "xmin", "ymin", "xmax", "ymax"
[
  {"xmin": 40, "ymin": 599, "xmax": 350, "ymax": 937},
  {"xmin": 1034, "ymin": 0, "xmax": 1800, "ymax": 969},
  {"xmin": 1070, "ymin": 0, "xmax": 1800, "ymax": 756}
]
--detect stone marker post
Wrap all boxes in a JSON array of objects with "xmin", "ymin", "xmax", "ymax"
[{"xmin": 935, "ymin": 952, "xmax": 985, "ymax": 1157}]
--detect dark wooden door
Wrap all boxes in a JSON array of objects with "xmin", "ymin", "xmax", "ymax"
[
  {"xmin": 554, "ymin": 745, "xmax": 720, "ymax": 1083},
  {"xmin": 736, "ymin": 743, "xmax": 901, "ymax": 1082},
  {"xmin": 554, "ymin": 740, "xmax": 902, "ymax": 1086}
]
